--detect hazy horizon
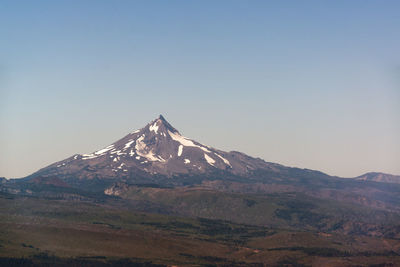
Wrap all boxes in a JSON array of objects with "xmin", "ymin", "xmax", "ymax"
[{"xmin": 1, "ymin": 1, "xmax": 399, "ymax": 178}]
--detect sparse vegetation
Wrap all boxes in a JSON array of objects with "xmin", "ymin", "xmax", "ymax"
[{"xmin": 1, "ymin": 190, "xmax": 400, "ymax": 266}]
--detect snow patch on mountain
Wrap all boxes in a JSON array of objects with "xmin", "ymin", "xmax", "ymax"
[
  {"xmin": 117, "ymin": 163, "xmax": 125, "ymax": 169},
  {"xmin": 168, "ymin": 130, "xmax": 211, "ymax": 153},
  {"xmin": 95, "ymin": 145, "xmax": 114, "ymax": 155},
  {"xmin": 135, "ymin": 135, "xmax": 146, "ymax": 152},
  {"xmin": 215, "ymin": 153, "xmax": 231, "ymax": 167},
  {"xmin": 82, "ymin": 144, "xmax": 115, "ymax": 160},
  {"xmin": 135, "ymin": 134, "xmax": 165, "ymax": 162},
  {"xmin": 204, "ymin": 154, "xmax": 215, "ymax": 166},
  {"xmin": 178, "ymin": 145, "xmax": 183, "ymax": 157},
  {"xmin": 124, "ymin": 140, "xmax": 134, "ymax": 150},
  {"xmin": 82, "ymin": 154, "xmax": 99, "ymax": 160},
  {"xmin": 111, "ymin": 150, "xmax": 126, "ymax": 156},
  {"xmin": 149, "ymin": 122, "xmax": 159, "ymax": 134}
]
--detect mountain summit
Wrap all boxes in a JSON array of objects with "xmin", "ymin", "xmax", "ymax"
[{"xmin": 31, "ymin": 115, "xmax": 272, "ymax": 181}]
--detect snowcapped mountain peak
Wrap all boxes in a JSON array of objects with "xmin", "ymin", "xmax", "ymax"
[
  {"xmin": 136, "ymin": 115, "xmax": 179, "ymax": 136},
  {"xmin": 32, "ymin": 116, "xmax": 273, "ymax": 180}
]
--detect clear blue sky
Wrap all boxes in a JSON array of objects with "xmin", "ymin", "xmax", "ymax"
[{"xmin": 1, "ymin": 1, "xmax": 399, "ymax": 178}]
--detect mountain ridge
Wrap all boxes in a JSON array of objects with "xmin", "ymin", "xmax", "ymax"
[
  {"xmin": 17, "ymin": 115, "xmax": 398, "ymax": 188},
  {"xmin": 356, "ymin": 172, "xmax": 400, "ymax": 184}
]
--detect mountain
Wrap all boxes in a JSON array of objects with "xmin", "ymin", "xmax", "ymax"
[
  {"xmin": 23, "ymin": 115, "xmax": 400, "ymax": 190},
  {"xmin": 28, "ymin": 115, "xmax": 285, "ymax": 184},
  {"xmin": 356, "ymin": 172, "xmax": 400, "ymax": 184},
  {"xmin": 14, "ymin": 114, "xmax": 399, "ymax": 209}
]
